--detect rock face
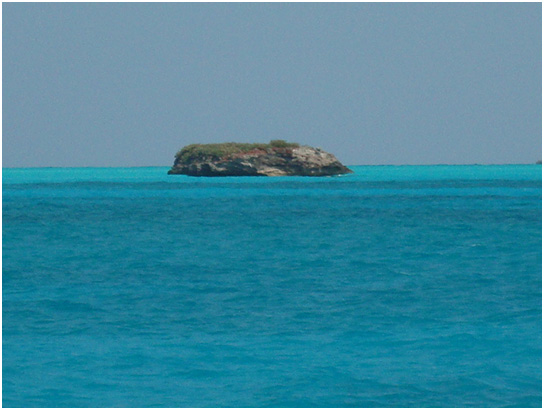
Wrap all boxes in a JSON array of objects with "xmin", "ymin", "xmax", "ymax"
[{"xmin": 168, "ymin": 141, "xmax": 353, "ymax": 177}]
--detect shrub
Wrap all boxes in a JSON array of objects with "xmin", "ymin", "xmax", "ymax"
[
  {"xmin": 175, "ymin": 140, "xmax": 300, "ymax": 162},
  {"xmin": 270, "ymin": 140, "xmax": 300, "ymax": 148}
]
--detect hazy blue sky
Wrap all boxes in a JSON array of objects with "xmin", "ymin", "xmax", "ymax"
[{"xmin": 3, "ymin": 3, "xmax": 541, "ymax": 167}]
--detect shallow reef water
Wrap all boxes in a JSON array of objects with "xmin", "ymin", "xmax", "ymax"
[{"xmin": 2, "ymin": 165, "xmax": 542, "ymax": 407}]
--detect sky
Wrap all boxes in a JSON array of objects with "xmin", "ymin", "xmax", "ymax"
[{"xmin": 3, "ymin": 3, "xmax": 542, "ymax": 167}]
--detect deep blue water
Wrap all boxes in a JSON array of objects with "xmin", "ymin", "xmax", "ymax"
[{"xmin": 3, "ymin": 165, "xmax": 542, "ymax": 407}]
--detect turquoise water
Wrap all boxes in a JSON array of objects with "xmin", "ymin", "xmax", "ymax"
[{"xmin": 3, "ymin": 165, "xmax": 542, "ymax": 407}]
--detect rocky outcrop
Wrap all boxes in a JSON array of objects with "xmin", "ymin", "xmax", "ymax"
[{"xmin": 168, "ymin": 141, "xmax": 353, "ymax": 177}]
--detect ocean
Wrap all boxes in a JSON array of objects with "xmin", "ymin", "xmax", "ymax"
[{"xmin": 2, "ymin": 165, "xmax": 542, "ymax": 407}]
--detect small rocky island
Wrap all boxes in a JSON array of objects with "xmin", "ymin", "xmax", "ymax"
[{"xmin": 168, "ymin": 140, "xmax": 353, "ymax": 177}]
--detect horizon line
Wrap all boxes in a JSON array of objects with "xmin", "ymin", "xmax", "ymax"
[{"xmin": 2, "ymin": 163, "xmax": 541, "ymax": 170}]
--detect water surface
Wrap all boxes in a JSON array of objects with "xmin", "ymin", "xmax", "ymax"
[{"xmin": 3, "ymin": 165, "xmax": 542, "ymax": 407}]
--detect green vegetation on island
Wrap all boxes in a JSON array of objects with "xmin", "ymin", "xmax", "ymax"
[{"xmin": 175, "ymin": 140, "xmax": 300, "ymax": 162}]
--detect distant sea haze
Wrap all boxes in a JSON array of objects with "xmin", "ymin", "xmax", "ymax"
[{"xmin": 3, "ymin": 165, "xmax": 541, "ymax": 407}]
